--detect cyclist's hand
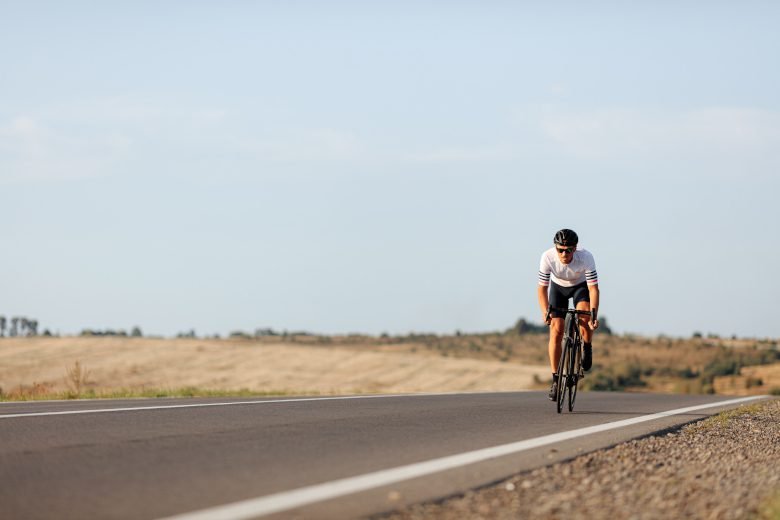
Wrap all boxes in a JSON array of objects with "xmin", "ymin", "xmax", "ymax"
[
  {"xmin": 589, "ymin": 319, "xmax": 600, "ymax": 330},
  {"xmin": 544, "ymin": 313, "xmax": 552, "ymax": 326}
]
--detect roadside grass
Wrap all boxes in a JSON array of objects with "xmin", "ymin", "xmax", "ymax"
[
  {"xmin": 685, "ymin": 400, "xmax": 777, "ymax": 433},
  {"xmin": 757, "ymin": 490, "xmax": 780, "ymax": 520},
  {"xmin": 409, "ymin": 333, "xmax": 779, "ymax": 395},
  {"xmin": 0, "ymin": 360, "xmax": 329, "ymax": 402},
  {"xmin": 0, "ymin": 386, "xmax": 323, "ymax": 402},
  {"xmin": 2, "ymin": 334, "xmax": 778, "ymax": 397},
  {"xmin": 699, "ymin": 403, "xmax": 765, "ymax": 428}
]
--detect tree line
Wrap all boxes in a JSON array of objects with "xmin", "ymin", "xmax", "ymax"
[
  {"xmin": 0, "ymin": 316, "xmax": 614, "ymax": 339},
  {"xmin": 80, "ymin": 327, "xmax": 143, "ymax": 337},
  {"xmin": 0, "ymin": 316, "xmax": 45, "ymax": 337}
]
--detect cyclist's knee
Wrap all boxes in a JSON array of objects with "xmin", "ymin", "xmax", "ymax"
[{"xmin": 550, "ymin": 319, "xmax": 564, "ymax": 338}]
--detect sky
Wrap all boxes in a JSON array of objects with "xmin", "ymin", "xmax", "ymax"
[{"xmin": 2, "ymin": 1, "xmax": 779, "ymax": 339}]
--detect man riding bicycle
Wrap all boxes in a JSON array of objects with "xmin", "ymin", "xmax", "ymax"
[{"xmin": 537, "ymin": 229, "xmax": 600, "ymax": 400}]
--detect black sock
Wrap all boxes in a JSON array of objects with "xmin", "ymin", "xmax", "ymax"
[
  {"xmin": 584, "ymin": 342, "xmax": 592, "ymax": 350},
  {"xmin": 552, "ymin": 373, "xmax": 559, "ymax": 382}
]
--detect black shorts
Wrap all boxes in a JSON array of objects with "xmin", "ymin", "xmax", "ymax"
[{"xmin": 549, "ymin": 281, "xmax": 590, "ymax": 318}]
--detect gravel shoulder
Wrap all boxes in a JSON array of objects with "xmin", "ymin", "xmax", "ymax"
[{"xmin": 378, "ymin": 399, "xmax": 780, "ymax": 520}]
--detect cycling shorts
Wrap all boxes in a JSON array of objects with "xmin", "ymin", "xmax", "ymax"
[{"xmin": 549, "ymin": 281, "xmax": 590, "ymax": 318}]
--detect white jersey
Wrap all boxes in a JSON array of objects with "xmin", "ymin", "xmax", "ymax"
[{"xmin": 538, "ymin": 247, "xmax": 598, "ymax": 288}]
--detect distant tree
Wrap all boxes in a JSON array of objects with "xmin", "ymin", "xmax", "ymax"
[
  {"xmin": 512, "ymin": 318, "xmax": 547, "ymax": 335},
  {"xmin": 254, "ymin": 328, "xmax": 278, "ymax": 337},
  {"xmin": 43, "ymin": 329, "xmax": 53, "ymax": 337},
  {"xmin": 28, "ymin": 320, "xmax": 39, "ymax": 336},
  {"xmin": 692, "ymin": 331, "xmax": 703, "ymax": 339},
  {"xmin": 131, "ymin": 326, "xmax": 143, "ymax": 337},
  {"xmin": 10, "ymin": 317, "xmax": 19, "ymax": 337},
  {"xmin": 0, "ymin": 315, "xmax": 5, "ymax": 337},
  {"xmin": 598, "ymin": 316, "xmax": 613, "ymax": 335}
]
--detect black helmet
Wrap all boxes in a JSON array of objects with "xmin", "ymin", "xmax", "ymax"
[{"xmin": 554, "ymin": 229, "xmax": 578, "ymax": 246}]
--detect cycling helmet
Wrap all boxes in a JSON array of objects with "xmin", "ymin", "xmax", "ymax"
[{"xmin": 554, "ymin": 229, "xmax": 578, "ymax": 246}]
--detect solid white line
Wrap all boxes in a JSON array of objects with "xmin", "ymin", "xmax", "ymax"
[
  {"xmin": 0, "ymin": 393, "xmax": 452, "ymax": 420},
  {"xmin": 157, "ymin": 395, "xmax": 766, "ymax": 520}
]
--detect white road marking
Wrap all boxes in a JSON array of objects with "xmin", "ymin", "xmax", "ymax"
[
  {"xmin": 0, "ymin": 390, "xmax": 525, "ymax": 419},
  {"xmin": 0, "ymin": 392, "xmax": 468, "ymax": 420},
  {"xmin": 156, "ymin": 395, "xmax": 766, "ymax": 520}
]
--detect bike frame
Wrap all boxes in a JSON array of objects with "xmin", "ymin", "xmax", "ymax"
[{"xmin": 547, "ymin": 306, "xmax": 592, "ymax": 413}]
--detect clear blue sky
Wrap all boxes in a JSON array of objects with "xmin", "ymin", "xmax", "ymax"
[{"xmin": 3, "ymin": 1, "xmax": 779, "ymax": 338}]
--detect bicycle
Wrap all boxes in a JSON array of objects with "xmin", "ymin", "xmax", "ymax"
[{"xmin": 546, "ymin": 306, "xmax": 593, "ymax": 413}]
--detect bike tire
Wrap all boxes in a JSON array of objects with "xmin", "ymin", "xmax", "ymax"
[
  {"xmin": 561, "ymin": 312, "xmax": 577, "ymax": 413},
  {"xmin": 568, "ymin": 341, "xmax": 580, "ymax": 412},
  {"xmin": 556, "ymin": 339, "xmax": 570, "ymax": 414}
]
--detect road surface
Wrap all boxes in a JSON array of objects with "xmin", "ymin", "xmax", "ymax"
[{"xmin": 0, "ymin": 391, "xmax": 766, "ymax": 519}]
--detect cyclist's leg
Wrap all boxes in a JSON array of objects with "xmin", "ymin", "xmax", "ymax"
[
  {"xmin": 548, "ymin": 317, "xmax": 564, "ymax": 372},
  {"xmin": 572, "ymin": 283, "xmax": 592, "ymax": 342},
  {"xmin": 575, "ymin": 300, "xmax": 592, "ymax": 341},
  {"xmin": 547, "ymin": 282, "xmax": 568, "ymax": 373},
  {"xmin": 573, "ymin": 283, "xmax": 594, "ymax": 370}
]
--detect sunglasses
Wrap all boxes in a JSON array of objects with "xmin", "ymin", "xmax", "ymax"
[{"xmin": 556, "ymin": 247, "xmax": 575, "ymax": 254}]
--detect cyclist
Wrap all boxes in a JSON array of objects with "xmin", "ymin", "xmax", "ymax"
[{"xmin": 537, "ymin": 229, "xmax": 600, "ymax": 400}]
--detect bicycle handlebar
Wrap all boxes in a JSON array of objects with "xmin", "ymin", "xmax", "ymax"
[{"xmin": 545, "ymin": 306, "xmax": 594, "ymax": 322}]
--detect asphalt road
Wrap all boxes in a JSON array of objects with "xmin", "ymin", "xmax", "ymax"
[{"xmin": 0, "ymin": 392, "xmax": 767, "ymax": 520}]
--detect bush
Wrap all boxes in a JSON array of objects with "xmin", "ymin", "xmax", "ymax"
[
  {"xmin": 512, "ymin": 318, "xmax": 547, "ymax": 335},
  {"xmin": 703, "ymin": 359, "xmax": 739, "ymax": 377},
  {"xmin": 674, "ymin": 378, "xmax": 715, "ymax": 395},
  {"xmin": 582, "ymin": 362, "xmax": 646, "ymax": 391}
]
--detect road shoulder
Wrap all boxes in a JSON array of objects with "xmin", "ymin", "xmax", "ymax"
[{"xmin": 377, "ymin": 398, "xmax": 780, "ymax": 520}]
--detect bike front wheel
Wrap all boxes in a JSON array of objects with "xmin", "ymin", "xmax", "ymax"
[
  {"xmin": 556, "ymin": 339, "xmax": 571, "ymax": 413},
  {"xmin": 568, "ymin": 342, "xmax": 581, "ymax": 412}
]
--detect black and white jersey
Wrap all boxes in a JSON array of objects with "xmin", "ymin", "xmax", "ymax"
[{"xmin": 538, "ymin": 247, "xmax": 598, "ymax": 288}]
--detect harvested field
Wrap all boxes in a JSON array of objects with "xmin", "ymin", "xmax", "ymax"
[
  {"xmin": 2, "ymin": 333, "xmax": 779, "ymax": 399},
  {"xmin": 0, "ymin": 337, "xmax": 549, "ymax": 396}
]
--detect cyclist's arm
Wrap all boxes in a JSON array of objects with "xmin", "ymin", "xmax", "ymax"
[
  {"xmin": 537, "ymin": 285, "xmax": 550, "ymax": 323},
  {"xmin": 588, "ymin": 284, "xmax": 600, "ymax": 328},
  {"xmin": 584, "ymin": 254, "xmax": 599, "ymax": 327},
  {"xmin": 538, "ymin": 253, "xmax": 552, "ymax": 323}
]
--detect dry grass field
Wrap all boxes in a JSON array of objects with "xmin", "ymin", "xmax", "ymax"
[
  {"xmin": 0, "ymin": 336, "xmax": 550, "ymax": 399},
  {"xmin": 1, "ymin": 331, "xmax": 778, "ymax": 400}
]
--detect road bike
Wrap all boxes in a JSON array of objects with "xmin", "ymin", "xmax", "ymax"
[{"xmin": 547, "ymin": 306, "xmax": 593, "ymax": 413}]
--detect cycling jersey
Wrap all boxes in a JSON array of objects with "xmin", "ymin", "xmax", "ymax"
[{"xmin": 538, "ymin": 247, "xmax": 598, "ymax": 288}]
